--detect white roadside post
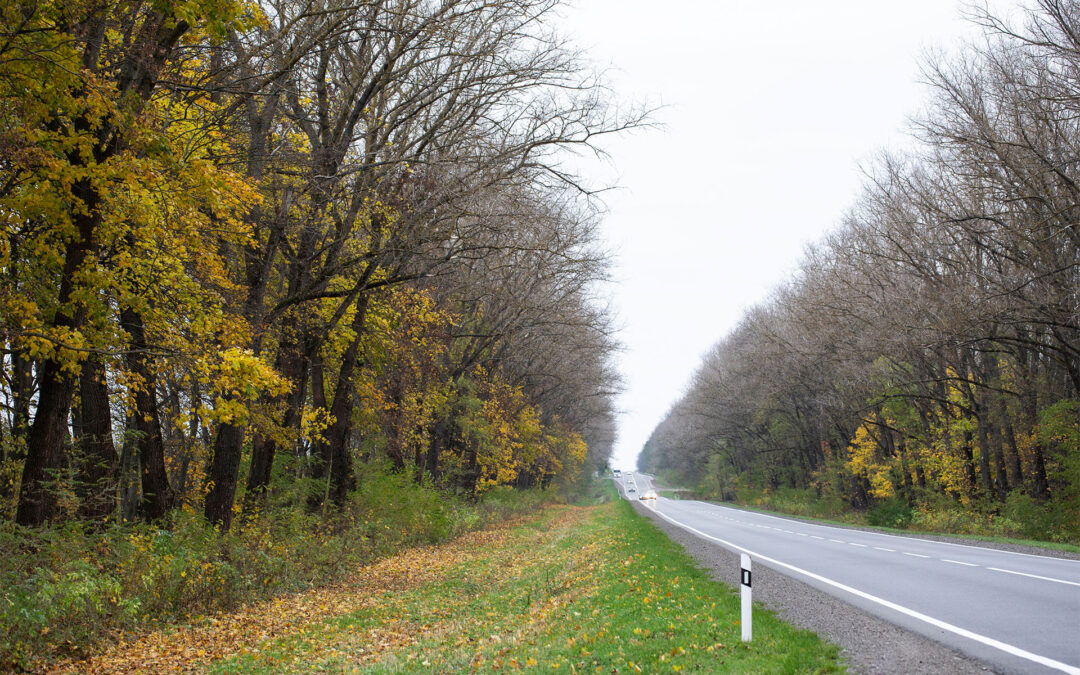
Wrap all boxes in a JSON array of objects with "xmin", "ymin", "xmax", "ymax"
[{"xmin": 740, "ymin": 553, "xmax": 752, "ymax": 642}]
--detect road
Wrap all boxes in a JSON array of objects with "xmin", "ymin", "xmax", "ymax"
[{"xmin": 616, "ymin": 472, "xmax": 1080, "ymax": 674}]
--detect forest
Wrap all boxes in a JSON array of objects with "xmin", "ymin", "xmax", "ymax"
[
  {"xmin": 0, "ymin": 0, "xmax": 634, "ymax": 664},
  {"xmin": 641, "ymin": 1, "xmax": 1080, "ymax": 544},
  {"xmin": 0, "ymin": 0, "xmax": 632, "ymax": 527}
]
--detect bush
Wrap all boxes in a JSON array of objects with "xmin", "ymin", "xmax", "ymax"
[
  {"xmin": 865, "ymin": 499, "xmax": 913, "ymax": 529},
  {"xmin": 0, "ymin": 560, "xmax": 141, "ymax": 669}
]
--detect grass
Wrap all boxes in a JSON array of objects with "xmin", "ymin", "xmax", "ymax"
[
  {"xmin": 210, "ymin": 498, "xmax": 839, "ymax": 673},
  {"xmin": 0, "ymin": 464, "xmax": 552, "ymax": 672},
  {"xmin": 62, "ymin": 493, "xmax": 843, "ymax": 673}
]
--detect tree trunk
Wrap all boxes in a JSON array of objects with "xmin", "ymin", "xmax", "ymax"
[
  {"xmin": 76, "ymin": 355, "xmax": 118, "ymax": 521},
  {"xmin": 318, "ymin": 296, "xmax": 370, "ymax": 508},
  {"xmin": 121, "ymin": 307, "xmax": 174, "ymax": 521},
  {"xmin": 961, "ymin": 427, "xmax": 980, "ymax": 497},
  {"xmin": 975, "ymin": 411, "xmax": 995, "ymax": 500},
  {"xmin": 205, "ymin": 421, "xmax": 244, "ymax": 529},
  {"xmin": 424, "ymin": 418, "xmax": 447, "ymax": 484},
  {"xmin": 15, "ymin": 358, "xmax": 76, "ymax": 525},
  {"xmin": 246, "ymin": 332, "xmax": 311, "ymax": 505},
  {"xmin": 1021, "ymin": 373, "xmax": 1050, "ymax": 500}
]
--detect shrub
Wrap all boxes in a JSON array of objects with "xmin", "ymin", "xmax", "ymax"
[
  {"xmin": 0, "ymin": 561, "xmax": 141, "ymax": 669},
  {"xmin": 865, "ymin": 499, "xmax": 913, "ymax": 529}
]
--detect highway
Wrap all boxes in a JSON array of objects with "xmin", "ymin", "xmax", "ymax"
[{"xmin": 617, "ymin": 472, "xmax": 1080, "ymax": 674}]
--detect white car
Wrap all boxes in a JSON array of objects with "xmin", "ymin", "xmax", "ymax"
[{"xmin": 639, "ymin": 490, "xmax": 657, "ymax": 500}]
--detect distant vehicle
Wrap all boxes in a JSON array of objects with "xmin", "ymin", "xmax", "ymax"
[
  {"xmin": 639, "ymin": 490, "xmax": 657, "ymax": 500},
  {"xmin": 628, "ymin": 487, "xmax": 636, "ymax": 493}
]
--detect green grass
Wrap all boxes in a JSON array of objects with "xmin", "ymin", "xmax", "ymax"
[{"xmin": 211, "ymin": 499, "xmax": 842, "ymax": 673}]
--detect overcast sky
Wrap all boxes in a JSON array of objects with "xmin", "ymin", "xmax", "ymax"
[{"xmin": 559, "ymin": 0, "xmax": 1009, "ymax": 470}]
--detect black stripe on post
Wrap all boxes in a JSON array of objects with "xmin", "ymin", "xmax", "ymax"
[{"xmin": 741, "ymin": 568, "xmax": 752, "ymax": 587}]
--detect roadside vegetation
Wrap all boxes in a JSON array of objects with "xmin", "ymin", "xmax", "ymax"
[
  {"xmin": 0, "ymin": 0, "xmax": 638, "ymax": 669},
  {"xmin": 52, "ymin": 490, "xmax": 842, "ymax": 674},
  {"xmin": 1, "ymin": 468, "xmax": 557, "ymax": 671},
  {"xmin": 640, "ymin": 1, "xmax": 1080, "ymax": 547}
]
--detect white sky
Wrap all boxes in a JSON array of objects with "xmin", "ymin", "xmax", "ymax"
[{"xmin": 560, "ymin": 0, "xmax": 1007, "ymax": 471}]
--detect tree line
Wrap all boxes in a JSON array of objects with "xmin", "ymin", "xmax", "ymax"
[
  {"xmin": 641, "ymin": 0, "xmax": 1079, "ymax": 541},
  {"xmin": 0, "ymin": 0, "xmax": 633, "ymax": 531}
]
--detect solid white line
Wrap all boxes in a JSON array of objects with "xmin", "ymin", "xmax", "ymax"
[
  {"xmin": 902, "ymin": 552, "xmax": 930, "ymax": 559},
  {"xmin": 987, "ymin": 567, "xmax": 1080, "ymax": 587},
  {"xmin": 873, "ymin": 547, "xmax": 895, "ymax": 552},
  {"xmin": 652, "ymin": 506, "xmax": 1080, "ymax": 675},
  {"xmin": 943, "ymin": 559, "xmax": 979, "ymax": 567}
]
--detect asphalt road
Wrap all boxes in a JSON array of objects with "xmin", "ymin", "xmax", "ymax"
[{"xmin": 617, "ymin": 472, "xmax": 1080, "ymax": 674}]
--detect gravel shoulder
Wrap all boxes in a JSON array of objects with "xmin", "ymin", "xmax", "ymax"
[{"xmin": 630, "ymin": 500, "xmax": 996, "ymax": 675}]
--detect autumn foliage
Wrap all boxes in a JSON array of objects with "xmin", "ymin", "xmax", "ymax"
[
  {"xmin": 0, "ymin": 0, "xmax": 625, "ymax": 524},
  {"xmin": 0, "ymin": 0, "xmax": 628, "ymax": 665}
]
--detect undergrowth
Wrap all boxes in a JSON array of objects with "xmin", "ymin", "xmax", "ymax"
[{"xmin": 0, "ymin": 463, "xmax": 552, "ymax": 671}]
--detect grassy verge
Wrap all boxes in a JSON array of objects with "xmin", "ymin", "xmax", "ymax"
[
  {"xmin": 66, "ymin": 495, "xmax": 842, "ymax": 673},
  {"xmin": 0, "ymin": 464, "xmax": 552, "ymax": 671}
]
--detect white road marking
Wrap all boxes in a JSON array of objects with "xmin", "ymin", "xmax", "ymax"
[
  {"xmin": 829, "ymin": 539, "xmax": 845, "ymax": 543},
  {"xmin": 810, "ymin": 535, "xmax": 826, "ymax": 540},
  {"xmin": 873, "ymin": 547, "xmax": 895, "ymax": 552},
  {"xmin": 987, "ymin": 567, "xmax": 1080, "ymax": 587},
  {"xmin": 796, "ymin": 533, "xmax": 808, "ymax": 537},
  {"xmin": 943, "ymin": 559, "xmax": 979, "ymax": 567},
  {"xmin": 849, "ymin": 543, "xmax": 868, "ymax": 548},
  {"xmin": 902, "ymin": 552, "xmax": 930, "ymax": 559},
  {"xmin": 652, "ymin": 506, "xmax": 1080, "ymax": 675},
  {"xmin": 693, "ymin": 499, "xmax": 1080, "ymax": 565}
]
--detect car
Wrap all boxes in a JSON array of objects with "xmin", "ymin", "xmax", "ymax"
[
  {"xmin": 627, "ymin": 487, "xmax": 636, "ymax": 493},
  {"xmin": 639, "ymin": 490, "xmax": 657, "ymax": 500}
]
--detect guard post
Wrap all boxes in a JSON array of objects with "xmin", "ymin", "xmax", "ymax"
[{"xmin": 740, "ymin": 553, "xmax": 752, "ymax": 642}]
